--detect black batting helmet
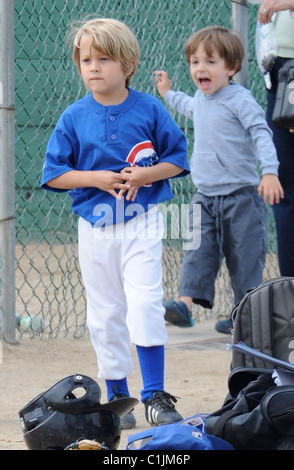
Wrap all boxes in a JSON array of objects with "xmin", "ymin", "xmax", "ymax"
[{"xmin": 19, "ymin": 374, "xmax": 138, "ymax": 450}]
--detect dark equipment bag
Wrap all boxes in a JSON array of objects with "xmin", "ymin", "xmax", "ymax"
[
  {"xmin": 231, "ymin": 277, "xmax": 294, "ymax": 369},
  {"xmin": 272, "ymin": 59, "xmax": 294, "ymax": 131},
  {"xmin": 205, "ymin": 367, "xmax": 294, "ymax": 450}
]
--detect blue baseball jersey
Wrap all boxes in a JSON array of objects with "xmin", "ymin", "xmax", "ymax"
[{"xmin": 41, "ymin": 88, "xmax": 190, "ymax": 226}]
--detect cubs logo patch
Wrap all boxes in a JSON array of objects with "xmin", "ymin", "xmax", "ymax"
[
  {"xmin": 126, "ymin": 141, "xmax": 159, "ymax": 187},
  {"xmin": 126, "ymin": 141, "xmax": 159, "ymax": 167}
]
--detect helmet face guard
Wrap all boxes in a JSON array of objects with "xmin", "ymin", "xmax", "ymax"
[{"xmin": 19, "ymin": 374, "xmax": 138, "ymax": 450}]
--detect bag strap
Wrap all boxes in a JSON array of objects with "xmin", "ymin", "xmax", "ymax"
[
  {"xmin": 247, "ymin": 282, "xmax": 274, "ymax": 367},
  {"xmin": 209, "ymin": 409, "xmax": 242, "ymax": 448}
]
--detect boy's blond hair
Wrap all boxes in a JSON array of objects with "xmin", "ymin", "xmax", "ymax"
[
  {"xmin": 184, "ymin": 26, "xmax": 244, "ymax": 75},
  {"xmin": 70, "ymin": 18, "xmax": 140, "ymax": 86}
]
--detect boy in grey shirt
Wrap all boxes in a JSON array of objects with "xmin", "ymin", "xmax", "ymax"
[{"xmin": 155, "ymin": 26, "xmax": 283, "ymax": 330}]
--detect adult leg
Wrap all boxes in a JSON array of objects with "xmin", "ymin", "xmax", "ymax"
[
  {"xmin": 272, "ymin": 191, "xmax": 294, "ymax": 276},
  {"xmin": 266, "ymin": 83, "xmax": 294, "ymax": 276}
]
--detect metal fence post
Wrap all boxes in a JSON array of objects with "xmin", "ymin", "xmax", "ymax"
[
  {"xmin": 0, "ymin": 0, "xmax": 16, "ymax": 343},
  {"xmin": 231, "ymin": 0, "xmax": 249, "ymax": 87}
]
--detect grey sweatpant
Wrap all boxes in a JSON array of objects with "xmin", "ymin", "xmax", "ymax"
[{"xmin": 178, "ymin": 186, "xmax": 268, "ymax": 309}]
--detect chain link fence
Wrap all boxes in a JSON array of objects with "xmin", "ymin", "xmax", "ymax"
[{"xmin": 9, "ymin": 0, "xmax": 279, "ymax": 339}]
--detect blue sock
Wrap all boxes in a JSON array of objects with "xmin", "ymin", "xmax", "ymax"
[
  {"xmin": 136, "ymin": 345, "xmax": 165, "ymax": 403},
  {"xmin": 105, "ymin": 378, "xmax": 130, "ymax": 401}
]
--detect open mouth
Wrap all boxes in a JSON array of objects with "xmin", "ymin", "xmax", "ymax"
[{"xmin": 199, "ymin": 78, "xmax": 211, "ymax": 87}]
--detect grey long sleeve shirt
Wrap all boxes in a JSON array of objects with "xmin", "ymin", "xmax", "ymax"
[{"xmin": 164, "ymin": 83, "xmax": 279, "ymax": 196}]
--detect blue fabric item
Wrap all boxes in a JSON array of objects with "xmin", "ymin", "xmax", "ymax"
[
  {"xmin": 136, "ymin": 345, "xmax": 164, "ymax": 402},
  {"xmin": 105, "ymin": 378, "xmax": 130, "ymax": 401},
  {"xmin": 41, "ymin": 88, "xmax": 190, "ymax": 227},
  {"xmin": 126, "ymin": 415, "xmax": 234, "ymax": 450}
]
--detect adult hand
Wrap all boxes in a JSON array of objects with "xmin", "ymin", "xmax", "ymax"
[{"xmin": 258, "ymin": 0, "xmax": 294, "ymax": 23}]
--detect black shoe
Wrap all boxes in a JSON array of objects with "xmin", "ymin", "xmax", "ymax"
[
  {"xmin": 144, "ymin": 391, "xmax": 183, "ymax": 426},
  {"xmin": 109, "ymin": 390, "xmax": 136, "ymax": 430}
]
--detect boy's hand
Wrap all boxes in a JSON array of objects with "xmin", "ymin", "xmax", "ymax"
[
  {"xmin": 258, "ymin": 174, "xmax": 284, "ymax": 205},
  {"xmin": 118, "ymin": 162, "xmax": 183, "ymax": 202},
  {"xmin": 153, "ymin": 70, "xmax": 171, "ymax": 97},
  {"xmin": 118, "ymin": 166, "xmax": 146, "ymax": 201},
  {"xmin": 94, "ymin": 170, "xmax": 131, "ymax": 199}
]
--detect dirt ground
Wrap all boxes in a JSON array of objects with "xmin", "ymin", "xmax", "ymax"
[{"xmin": 0, "ymin": 321, "xmax": 231, "ymax": 451}]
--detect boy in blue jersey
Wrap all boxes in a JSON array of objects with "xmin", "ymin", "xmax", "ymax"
[
  {"xmin": 41, "ymin": 18, "xmax": 190, "ymax": 429},
  {"xmin": 155, "ymin": 26, "xmax": 283, "ymax": 331}
]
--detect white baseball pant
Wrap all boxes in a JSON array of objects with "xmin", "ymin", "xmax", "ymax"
[{"xmin": 78, "ymin": 207, "xmax": 168, "ymax": 379}]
